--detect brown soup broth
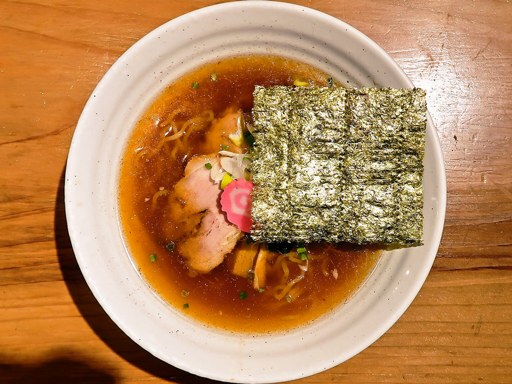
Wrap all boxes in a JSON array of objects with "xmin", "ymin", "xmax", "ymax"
[{"xmin": 119, "ymin": 55, "xmax": 381, "ymax": 333}]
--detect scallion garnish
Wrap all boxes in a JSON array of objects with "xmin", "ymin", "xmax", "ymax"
[
  {"xmin": 297, "ymin": 246, "xmax": 308, "ymax": 260},
  {"xmin": 210, "ymin": 72, "xmax": 218, "ymax": 81},
  {"xmin": 239, "ymin": 291, "xmax": 248, "ymax": 300},
  {"xmin": 149, "ymin": 253, "xmax": 157, "ymax": 263},
  {"xmin": 204, "ymin": 162, "xmax": 212, "ymax": 170},
  {"xmin": 183, "ymin": 303, "xmax": 189, "ymax": 309},
  {"xmin": 191, "ymin": 81, "xmax": 199, "ymax": 89}
]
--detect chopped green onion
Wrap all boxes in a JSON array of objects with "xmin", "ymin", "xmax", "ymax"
[
  {"xmin": 221, "ymin": 144, "xmax": 229, "ymax": 151},
  {"xmin": 191, "ymin": 81, "xmax": 199, "ymax": 89},
  {"xmin": 258, "ymin": 288, "xmax": 265, "ymax": 293},
  {"xmin": 165, "ymin": 241, "xmax": 175, "ymax": 252},
  {"xmin": 210, "ymin": 72, "xmax": 218, "ymax": 81},
  {"xmin": 239, "ymin": 291, "xmax": 248, "ymax": 300},
  {"xmin": 297, "ymin": 246, "xmax": 308, "ymax": 260},
  {"xmin": 183, "ymin": 303, "xmax": 189, "ymax": 309},
  {"xmin": 149, "ymin": 253, "xmax": 157, "ymax": 263},
  {"xmin": 204, "ymin": 162, "xmax": 212, "ymax": 170}
]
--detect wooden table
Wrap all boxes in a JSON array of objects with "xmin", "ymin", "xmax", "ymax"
[{"xmin": 1, "ymin": 1, "xmax": 511, "ymax": 383}]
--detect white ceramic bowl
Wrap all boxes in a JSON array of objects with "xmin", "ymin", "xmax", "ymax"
[{"xmin": 65, "ymin": 2, "xmax": 446, "ymax": 383}]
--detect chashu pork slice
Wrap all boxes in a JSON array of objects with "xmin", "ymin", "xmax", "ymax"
[{"xmin": 169, "ymin": 154, "xmax": 242, "ymax": 273}]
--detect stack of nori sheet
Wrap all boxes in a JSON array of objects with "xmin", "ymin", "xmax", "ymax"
[{"xmin": 251, "ymin": 86, "xmax": 426, "ymax": 245}]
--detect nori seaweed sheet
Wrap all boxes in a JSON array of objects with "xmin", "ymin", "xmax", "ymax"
[{"xmin": 251, "ymin": 86, "xmax": 426, "ymax": 245}]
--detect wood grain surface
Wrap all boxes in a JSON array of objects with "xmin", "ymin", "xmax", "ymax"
[{"xmin": 1, "ymin": 1, "xmax": 511, "ymax": 383}]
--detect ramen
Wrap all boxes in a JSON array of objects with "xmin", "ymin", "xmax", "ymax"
[{"xmin": 119, "ymin": 55, "xmax": 381, "ymax": 333}]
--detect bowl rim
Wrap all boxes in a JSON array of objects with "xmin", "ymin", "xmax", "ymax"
[{"xmin": 65, "ymin": 1, "xmax": 446, "ymax": 382}]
